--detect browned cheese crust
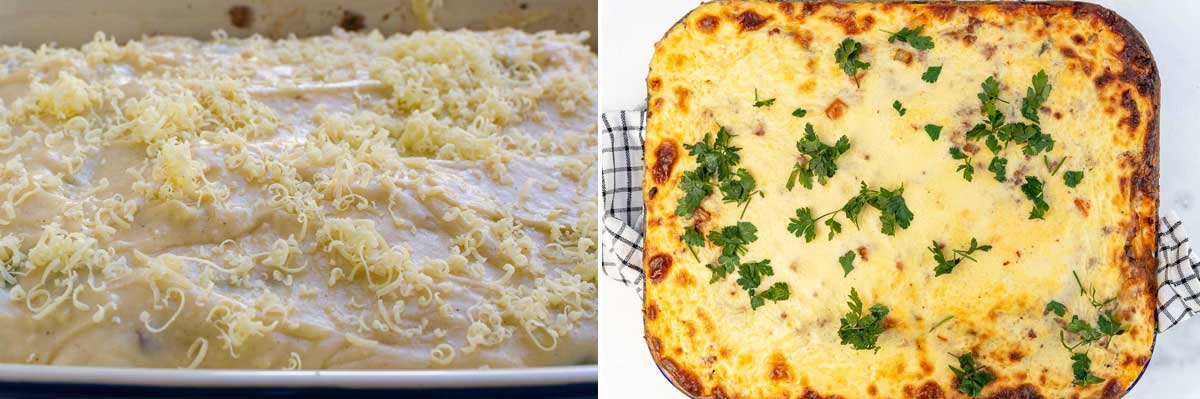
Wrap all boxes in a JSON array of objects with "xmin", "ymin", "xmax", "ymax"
[{"xmin": 642, "ymin": 2, "xmax": 1158, "ymax": 399}]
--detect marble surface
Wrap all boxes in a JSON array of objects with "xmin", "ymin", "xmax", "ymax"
[{"xmin": 598, "ymin": 1, "xmax": 1200, "ymax": 398}]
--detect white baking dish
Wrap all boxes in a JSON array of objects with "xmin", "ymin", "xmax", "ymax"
[{"xmin": 0, "ymin": 0, "xmax": 597, "ymax": 389}]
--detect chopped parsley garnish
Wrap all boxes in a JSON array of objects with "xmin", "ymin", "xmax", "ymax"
[
  {"xmin": 892, "ymin": 100, "xmax": 907, "ymax": 116},
  {"xmin": 885, "ymin": 25, "xmax": 934, "ymax": 50},
  {"xmin": 838, "ymin": 288, "xmax": 889, "ymax": 351},
  {"xmin": 1021, "ymin": 70, "xmax": 1051, "ymax": 123},
  {"xmin": 839, "ymin": 251, "xmax": 856, "ymax": 277},
  {"xmin": 681, "ymin": 225, "xmax": 705, "ymax": 262},
  {"xmin": 922, "ymin": 65, "xmax": 942, "ymax": 83},
  {"xmin": 835, "ymin": 38, "xmax": 871, "ymax": 87},
  {"xmin": 1064, "ymin": 171, "xmax": 1084, "ymax": 188},
  {"xmin": 753, "ymin": 88, "xmax": 775, "ymax": 108},
  {"xmin": 704, "ymin": 222, "xmax": 788, "ymax": 309},
  {"xmin": 929, "ymin": 315, "xmax": 955, "ymax": 332},
  {"xmin": 949, "ymin": 147, "xmax": 974, "ymax": 182},
  {"xmin": 1070, "ymin": 352, "xmax": 1105, "ymax": 387},
  {"xmin": 792, "ymin": 107, "xmax": 807, "ymax": 118},
  {"xmin": 1052, "ymin": 271, "xmax": 1126, "ymax": 387},
  {"xmin": 1020, "ymin": 176, "xmax": 1050, "ymax": 220},
  {"xmin": 1045, "ymin": 300, "xmax": 1067, "ymax": 317},
  {"xmin": 676, "ymin": 126, "xmax": 760, "ymax": 218},
  {"xmin": 924, "ymin": 124, "xmax": 942, "ymax": 141},
  {"xmin": 788, "ymin": 182, "xmax": 913, "ymax": 241},
  {"xmin": 929, "ymin": 238, "xmax": 992, "ymax": 276},
  {"xmin": 987, "ymin": 157, "xmax": 1007, "ymax": 182},
  {"xmin": 950, "ymin": 353, "xmax": 996, "ymax": 397},
  {"xmin": 787, "ymin": 123, "xmax": 851, "ymax": 190},
  {"xmin": 1046, "ymin": 155, "xmax": 1068, "ymax": 176}
]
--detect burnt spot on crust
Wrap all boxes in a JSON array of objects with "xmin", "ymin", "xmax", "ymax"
[
  {"xmin": 929, "ymin": 4, "xmax": 958, "ymax": 20},
  {"xmin": 674, "ymin": 86, "xmax": 691, "ymax": 113},
  {"xmin": 825, "ymin": 98, "xmax": 847, "ymax": 120},
  {"xmin": 857, "ymin": 246, "xmax": 869, "ymax": 261},
  {"xmin": 674, "ymin": 268, "xmax": 695, "ymax": 287},
  {"xmin": 228, "ymin": 5, "xmax": 254, "ymax": 29},
  {"xmin": 712, "ymin": 386, "xmax": 735, "ymax": 399},
  {"xmin": 647, "ymin": 335, "xmax": 664, "ymax": 355},
  {"xmin": 778, "ymin": 2, "xmax": 794, "ymax": 16},
  {"xmin": 792, "ymin": 29, "xmax": 814, "ymax": 49},
  {"xmin": 1008, "ymin": 350, "xmax": 1025, "ymax": 361},
  {"xmin": 645, "ymin": 302, "xmax": 659, "ymax": 321},
  {"xmin": 1094, "ymin": 71, "xmax": 1116, "ymax": 89},
  {"xmin": 1073, "ymin": 33, "xmax": 1086, "ymax": 45},
  {"xmin": 697, "ymin": 14, "xmax": 721, "ymax": 33},
  {"xmin": 1120, "ymin": 89, "xmax": 1141, "ymax": 129},
  {"xmin": 1076, "ymin": 3, "xmax": 1159, "ymax": 97},
  {"xmin": 867, "ymin": 384, "xmax": 878, "ymax": 396},
  {"xmin": 1100, "ymin": 380, "xmax": 1123, "ymax": 399},
  {"xmin": 913, "ymin": 381, "xmax": 945, "ymax": 399},
  {"xmin": 736, "ymin": 10, "xmax": 772, "ymax": 31},
  {"xmin": 339, "ymin": 10, "xmax": 366, "ymax": 32},
  {"xmin": 893, "ymin": 48, "xmax": 914, "ymax": 64},
  {"xmin": 652, "ymin": 141, "xmax": 679, "ymax": 184},
  {"xmin": 824, "ymin": 12, "xmax": 876, "ymax": 35},
  {"xmin": 768, "ymin": 352, "xmax": 792, "ymax": 381},
  {"xmin": 981, "ymin": 384, "xmax": 1044, "ymax": 399},
  {"xmin": 649, "ymin": 77, "xmax": 662, "ymax": 92},
  {"xmin": 647, "ymin": 186, "xmax": 659, "ymax": 200},
  {"xmin": 647, "ymin": 253, "xmax": 673, "ymax": 284},
  {"xmin": 661, "ymin": 357, "xmax": 704, "ymax": 396}
]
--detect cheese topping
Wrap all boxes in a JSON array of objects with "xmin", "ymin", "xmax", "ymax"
[{"xmin": 0, "ymin": 28, "xmax": 596, "ymax": 369}]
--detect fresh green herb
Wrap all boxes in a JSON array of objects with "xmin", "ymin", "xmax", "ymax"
[
  {"xmin": 1048, "ymin": 155, "xmax": 1068, "ymax": 176},
  {"xmin": 676, "ymin": 170, "xmax": 713, "ymax": 219},
  {"xmin": 753, "ymin": 88, "xmax": 775, "ymax": 108},
  {"xmin": 929, "ymin": 238, "xmax": 992, "ymax": 276},
  {"xmin": 885, "ymin": 25, "xmax": 934, "ymax": 50},
  {"xmin": 751, "ymin": 281, "xmax": 791, "ymax": 310},
  {"xmin": 719, "ymin": 168, "xmax": 763, "ymax": 217},
  {"xmin": 839, "ymin": 251, "xmax": 856, "ymax": 277},
  {"xmin": 676, "ymin": 127, "xmax": 741, "ymax": 218},
  {"xmin": 681, "ymin": 225, "xmax": 705, "ymax": 262},
  {"xmin": 792, "ymin": 108, "xmax": 807, "ymax": 118},
  {"xmin": 736, "ymin": 259, "xmax": 773, "ymax": 294},
  {"xmin": 1021, "ymin": 70, "xmax": 1051, "ymax": 123},
  {"xmin": 987, "ymin": 157, "xmax": 1007, "ymax": 183},
  {"xmin": 924, "ymin": 124, "xmax": 942, "ymax": 141},
  {"xmin": 950, "ymin": 353, "xmax": 996, "ymax": 397},
  {"xmin": 1045, "ymin": 300, "xmax": 1067, "ymax": 317},
  {"xmin": 788, "ymin": 123, "xmax": 851, "ymax": 190},
  {"xmin": 1064, "ymin": 171, "xmax": 1084, "ymax": 188},
  {"xmin": 893, "ymin": 100, "xmax": 907, "ymax": 116},
  {"xmin": 788, "ymin": 182, "xmax": 913, "ymax": 241},
  {"xmin": 1070, "ymin": 352, "xmax": 1105, "ymax": 387},
  {"xmin": 704, "ymin": 222, "xmax": 758, "ymax": 283},
  {"xmin": 950, "ymin": 147, "xmax": 974, "ymax": 182},
  {"xmin": 1020, "ymin": 176, "xmax": 1050, "ymax": 220},
  {"xmin": 929, "ymin": 315, "xmax": 955, "ymax": 332},
  {"xmin": 838, "ymin": 288, "xmax": 890, "ymax": 351},
  {"xmin": 922, "ymin": 65, "xmax": 942, "ymax": 83},
  {"xmin": 835, "ymin": 38, "xmax": 871, "ymax": 87}
]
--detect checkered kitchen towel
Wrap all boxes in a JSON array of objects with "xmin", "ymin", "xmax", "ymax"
[{"xmin": 600, "ymin": 109, "xmax": 1200, "ymax": 333}]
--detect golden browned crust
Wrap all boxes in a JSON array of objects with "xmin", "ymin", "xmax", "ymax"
[{"xmin": 642, "ymin": 2, "xmax": 1159, "ymax": 398}]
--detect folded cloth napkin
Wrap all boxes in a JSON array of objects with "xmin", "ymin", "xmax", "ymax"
[{"xmin": 601, "ymin": 109, "xmax": 1200, "ymax": 333}]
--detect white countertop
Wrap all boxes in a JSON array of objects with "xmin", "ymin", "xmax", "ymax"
[{"xmin": 598, "ymin": 1, "xmax": 1200, "ymax": 398}]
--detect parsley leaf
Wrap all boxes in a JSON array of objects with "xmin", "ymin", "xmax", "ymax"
[
  {"xmin": 675, "ymin": 170, "xmax": 712, "ymax": 218},
  {"xmin": 736, "ymin": 259, "xmax": 772, "ymax": 292},
  {"xmin": 1064, "ymin": 171, "xmax": 1084, "ymax": 188},
  {"xmin": 835, "ymin": 38, "xmax": 871, "ymax": 87},
  {"xmin": 950, "ymin": 147, "xmax": 974, "ymax": 182},
  {"xmin": 987, "ymin": 157, "xmax": 1007, "ymax": 183},
  {"xmin": 838, "ymin": 288, "xmax": 890, "ymax": 351},
  {"xmin": 1070, "ymin": 352, "xmax": 1105, "ymax": 387},
  {"xmin": 676, "ymin": 127, "xmax": 742, "ymax": 218},
  {"xmin": 681, "ymin": 225, "xmax": 705, "ymax": 262},
  {"xmin": 789, "ymin": 183, "xmax": 913, "ymax": 241},
  {"xmin": 839, "ymin": 251, "xmax": 856, "ymax": 277},
  {"xmin": 1020, "ymin": 176, "xmax": 1050, "ymax": 220},
  {"xmin": 719, "ymin": 168, "xmax": 762, "ymax": 217},
  {"xmin": 1021, "ymin": 70, "xmax": 1051, "ymax": 123},
  {"xmin": 893, "ymin": 100, "xmax": 907, "ymax": 116},
  {"xmin": 751, "ymin": 281, "xmax": 791, "ymax": 310},
  {"xmin": 924, "ymin": 124, "xmax": 942, "ymax": 141},
  {"xmin": 788, "ymin": 123, "xmax": 851, "ymax": 190},
  {"xmin": 929, "ymin": 315, "xmax": 954, "ymax": 332},
  {"xmin": 950, "ymin": 353, "xmax": 996, "ymax": 397},
  {"xmin": 1097, "ymin": 310, "xmax": 1126, "ymax": 337},
  {"xmin": 1045, "ymin": 300, "xmax": 1067, "ymax": 317},
  {"xmin": 753, "ymin": 88, "xmax": 775, "ymax": 108},
  {"xmin": 922, "ymin": 65, "xmax": 942, "ymax": 83},
  {"xmin": 886, "ymin": 25, "xmax": 934, "ymax": 50},
  {"xmin": 792, "ymin": 107, "xmax": 807, "ymax": 118},
  {"xmin": 930, "ymin": 238, "xmax": 992, "ymax": 276}
]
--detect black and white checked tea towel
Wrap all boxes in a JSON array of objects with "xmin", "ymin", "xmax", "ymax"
[{"xmin": 600, "ymin": 109, "xmax": 1200, "ymax": 333}]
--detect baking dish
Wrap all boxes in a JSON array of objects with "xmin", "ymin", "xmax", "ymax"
[
  {"xmin": 0, "ymin": 0, "xmax": 597, "ymax": 389},
  {"xmin": 640, "ymin": 1, "xmax": 1158, "ymax": 398}
]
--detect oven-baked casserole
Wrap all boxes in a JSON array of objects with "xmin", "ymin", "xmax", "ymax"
[{"xmin": 642, "ymin": 2, "xmax": 1157, "ymax": 398}]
